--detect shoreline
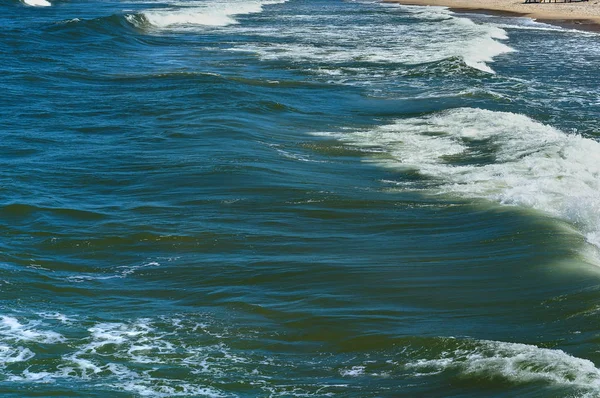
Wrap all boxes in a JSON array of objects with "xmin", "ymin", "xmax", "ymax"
[{"xmin": 383, "ymin": 0, "xmax": 600, "ymax": 32}]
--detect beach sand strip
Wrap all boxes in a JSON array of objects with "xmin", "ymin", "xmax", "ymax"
[{"xmin": 383, "ymin": 0, "xmax": 600, "ymax": 31}]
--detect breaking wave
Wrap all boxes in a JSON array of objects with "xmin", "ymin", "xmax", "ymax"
[
  {"xmin": 133, "ymin": 0, "xmax": 288, "ymax": 30},
  {"xmin": 228, "ymin": 5, "xmax": 513, "ymax": 74},
  {"xmin": 316, "ymin": 108, "xmax": 600, "ymax": 251}
]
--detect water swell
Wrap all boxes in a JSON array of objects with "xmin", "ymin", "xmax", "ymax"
[
  {"xmin": 49, "ymin": 14, "xmax": 145, "ymax": 39},
  {"xmin": 107, "ymin": 70, "xmax": 322, "ymax": 90}
]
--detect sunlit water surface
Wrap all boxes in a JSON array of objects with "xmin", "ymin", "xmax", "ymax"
[{"xmin": 2, "ymin": 0, "xmax": 600, "ymax": 396}]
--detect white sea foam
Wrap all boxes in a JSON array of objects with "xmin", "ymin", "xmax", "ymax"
[
  {"xmin": 228, "ymin": 5, "xmax": 513, "ymax": 74},
  {"xmin": 137, "ymin": 0, "xmax": 287, "ymax": 29},
  {"xmin": 0, "ymin": 316, "xmax": 65, "ymax": 344},
  {"xmin": 316, "ymin": 108, "xmax": 600, "ymax": 251},
  {"xmin": 23, "ymin": 0, "xmax": 51, "ymax": 7},
  {"xmin": 0, "ymin": 314, "xmax": 233, "ymax": 396},
  {"xmin": 407, "ymin": 339, "xmax": 600, "ymax": 390},
  {"xmin": 0, "ymin": 345, "xmax": 35, "ymax": 364}
]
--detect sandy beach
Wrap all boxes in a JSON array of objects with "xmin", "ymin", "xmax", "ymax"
[{"xmin": 384, "ymin": 0, "xmax": 600, "ymax": 30}]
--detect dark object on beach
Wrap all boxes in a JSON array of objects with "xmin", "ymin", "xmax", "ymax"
[{"xmin": 524, "ymin": 0, "xmax": 588, "ymax": 3}]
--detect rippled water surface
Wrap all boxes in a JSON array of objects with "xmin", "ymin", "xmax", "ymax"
[{"xmin": 2, "ymin": 0, "xmax": 600, "ymax": 396}]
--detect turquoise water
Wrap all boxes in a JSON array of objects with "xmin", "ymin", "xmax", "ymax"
[{"xmin": 3, "ymin": 0, "xmax": 600, "ymax": 396}]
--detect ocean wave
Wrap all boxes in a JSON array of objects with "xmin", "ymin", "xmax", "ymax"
[
  {"xmin": 315, "ymin": 108, "xmax": 600, "ymax": 253},
  {"xmin": 133, "ymin": 0, "xmax": 288, "ymax": 30},
  {"xmin": 227, "ymin": 4, "xmax": 513, "ymax": 75}
]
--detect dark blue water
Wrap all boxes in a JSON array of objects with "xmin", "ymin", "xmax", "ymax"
[{"xmin": 2, "ymin": 0, "xmax": 600, "ymax": 396}]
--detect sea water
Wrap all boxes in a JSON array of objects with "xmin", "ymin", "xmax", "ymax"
[{"xmin": 2, "ymin": 0, "xmax": 600, "ymax": 396}]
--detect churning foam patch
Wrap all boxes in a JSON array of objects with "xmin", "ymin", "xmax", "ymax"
[
  {"xmin": 0, "ymin": 345, "xmax": 35, "ymax": 365},
  {"xmin": 0, "ymin": 316, "xmax": 65, "ymax": 344},
  {"xmin": 407, "ymin": 339, "xmax": 600, "ymax": 390},
  {"xmin": 0, "ymin": 313, "xmax": 274, "ymax": 396},
  {"xmin": 0, "ymin": 314, "xmax": 229, "ymax": 396},
  {"xmin": 316, "ymin": 108, "xmax": 600, "ymax": 251},
  {"xmin": 137, "ymin": 0, "xmax": 287, "ymax": 29},
  {"xmin": 23, "ymin": 0, "xmax": 51, "ymax": 6}
]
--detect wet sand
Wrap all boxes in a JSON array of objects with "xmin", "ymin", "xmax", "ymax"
[{"xmin": 383, "ymin": 0, "xmax": 600, "ymax": 31}]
